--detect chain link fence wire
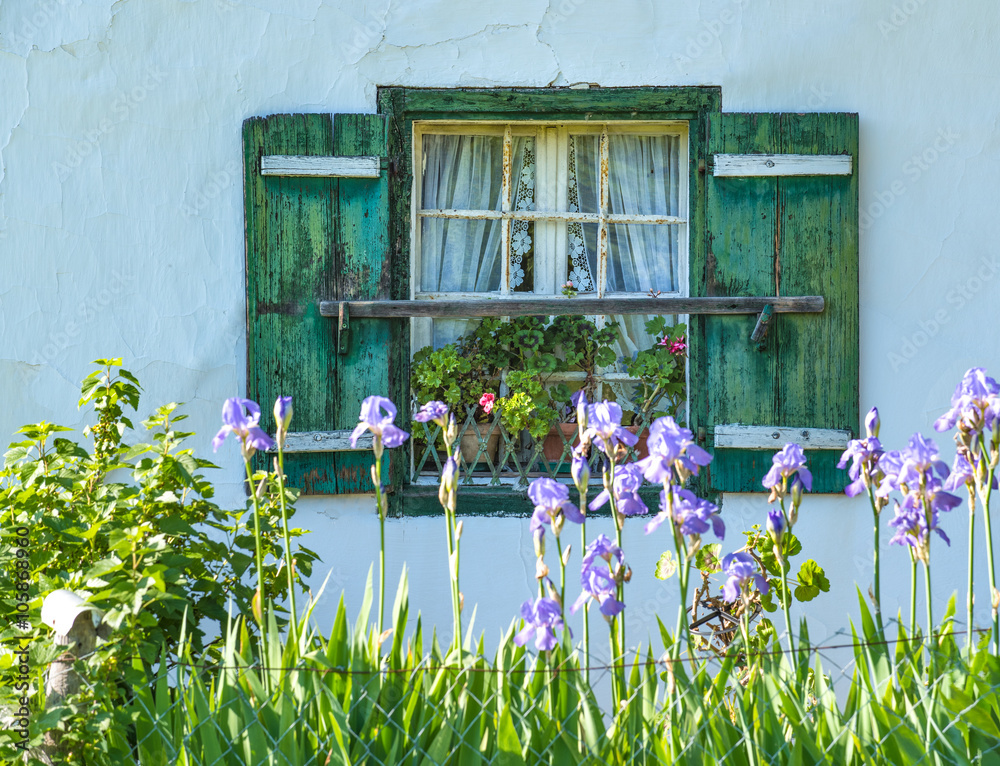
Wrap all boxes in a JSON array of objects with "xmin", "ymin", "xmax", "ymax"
[{"xmin": 13, "ymin": 627, "xmax": 1000, "ymax": 765}]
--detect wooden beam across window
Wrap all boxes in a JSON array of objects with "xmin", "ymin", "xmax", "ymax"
[{"xmin": 318, "ymin": 295, "xmax": 823, "ymax": 319}]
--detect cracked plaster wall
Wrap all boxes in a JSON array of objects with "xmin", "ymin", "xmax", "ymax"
[{"xmin": 1, "ymin": 0, "xmax": 998, "ymax": 652}]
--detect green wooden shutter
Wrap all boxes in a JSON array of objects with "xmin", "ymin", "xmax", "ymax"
[
  {"xmin": 691, "ymin": 112, "xmax": 859, "ymax": 494},
  {"xmin": 243, "ymin": 113, "xmax": 394, "ymax": 494}
]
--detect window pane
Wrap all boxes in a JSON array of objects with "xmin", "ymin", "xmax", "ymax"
[
  {"xmin": 569, "ymin": 135, "xmax": 600, "ymax": 214},
  {"xmin": 511, "ymin": 136, "xmax": 536, "ymax": 292},
  {"xmin": 420, "ymin": 217, "xmax": 502, "ymax": 292},
  {"xmin": 567, "ymin": 222, "xmax": 598, "ymax": 293},
  {"xmin": 422, "ymin": 134, "xmax": 503, "ymax": 211},
  {"xmin": 608, "ymin": 135, "xmax": 681, "ymax": 217},
  {"xmin": 511, "ymin": 221, "xmax": 535, "ymax": 293},
  {"xmin": 606, "ymin": 224, "xmax": 679, "ymax": 293}
]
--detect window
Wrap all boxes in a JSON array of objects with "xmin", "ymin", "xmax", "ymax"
[
  {"xmin": 243, "ymin": 89, "xmax": 859, "ymax": 509},
  {"xmin": 412, "ymin": 121, "xmax": 689, "ymax": 410}
]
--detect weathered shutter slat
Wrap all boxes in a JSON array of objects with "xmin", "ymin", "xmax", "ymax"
[
  {"xmin": 245, "ymin": 113, "xmax": 341, "ymax": 494},
  {"xmin": 698, "ymin": 112, "xmax": 859, "ymax": 494},
  {"xmin": 331, "ymin": 114, "xmax": 392, "ymax": 494}
]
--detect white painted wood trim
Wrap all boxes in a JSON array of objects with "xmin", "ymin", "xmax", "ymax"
[
  {"xmin": 260, "ymin": 155, "xmax": 381, "ymax": 178},
  {"xmin": 273, "ymin": 430, "xmax": 372, "ymax": 453},
  {"xmin": 712, "ymin": 154, "xmax": 852, "ymax": 177},
  {"xmin": 714, "ymin": 425, "xmax": 851, "ymax": 450}
]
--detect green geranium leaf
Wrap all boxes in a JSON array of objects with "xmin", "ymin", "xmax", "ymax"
[
  {"xmin": 654, "ymin": 551, "xmax": 677, "ymax": 580},
  {"xmin": 694, "ymin": 543, "xmax": 722, "ymax": 574},
  {"xmin": 794, "ymin": 559, "xmax": 830, "ymax": 602}
]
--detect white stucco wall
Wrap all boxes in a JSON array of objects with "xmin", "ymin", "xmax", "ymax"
[{"xmin": 2, "ymin": 0, "xmax": 998, "ymax": 663}]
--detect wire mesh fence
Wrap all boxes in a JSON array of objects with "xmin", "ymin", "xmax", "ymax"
[{"xmin": 12, "ymin": 626, "xmax": 1000, "ymax": 766}]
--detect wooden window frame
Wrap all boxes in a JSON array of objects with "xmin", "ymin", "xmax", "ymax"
[{"xmin": 377, "ymin": 86, "xmax": 721, "ymax": 515}]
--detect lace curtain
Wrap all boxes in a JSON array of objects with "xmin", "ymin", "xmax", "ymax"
[
  {"xmin": 570, "ymin": 134, "xmax": 681, "ymax": 361},
  {"xmin": 419, "ymin": 132, "xmax": 680, "ymax": 357},
  {"xmin": 420, "ymin": 134, "xmax": 534, "ymax": 346}
]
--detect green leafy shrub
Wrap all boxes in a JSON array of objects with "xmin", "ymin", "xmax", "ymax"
[{"xmin": 0, "ymin": 359, "xmax": 313, "ymax": 762}]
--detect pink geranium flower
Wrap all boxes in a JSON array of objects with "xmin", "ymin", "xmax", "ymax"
[{"xmin": 479, "ymin": 392, "xmax": 495, "ymax": 415}]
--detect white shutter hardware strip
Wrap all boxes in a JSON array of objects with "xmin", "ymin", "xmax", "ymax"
[
  {"xmin": 714, "ymin": 425, "xmax": 851, "ymax": 450},
  {"xmin": 271, "ymin": 430, "xmax": 372, "ymax": 454},
  {"xmin": 712, "ymin": 154, "xmax": 853, "ymax": 177},
  {"xmin": 260, "ymin": 155, "xmax": 381, "ymax": 178}
]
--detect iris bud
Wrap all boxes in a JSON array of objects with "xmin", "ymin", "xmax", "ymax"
[
  {"xmin": 865, "ymin": 407, "xmax": 880, "ymax": 440},
  {"xmin": 767, "ymin": 508, "xmax": 785, "ymax": 545},
  {"xmin": 274, "ymin": 396, "xmax": 293, "ymax": 448}
]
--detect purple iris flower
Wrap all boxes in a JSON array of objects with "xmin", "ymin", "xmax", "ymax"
[
  {"xmin": 879, "ymin": 433, "xmax": 949, "ymax": 494},
  {"xmin": 887, "ymin": 477, "xmax": 960, "ymax": 558},
  {"xmin": 513, "ymin": 597, "xmax": 566, "ymax": 651},
  {"xmin": 213, "ymin": 398, "xmax": 276, "ymax": 459},
  {"xmin": 573, "ymin": 535, "xmax": 626, "ymax": 618},
  {"xmin": 644, "ymin": 487, "xmax": 725, "ymax": 540},
  {"xmin": 934, "ymin": 367, "xmax": 1000, "ymax": 434},
  {"xmin": 944, "ymin": 453, "xmax": 998, "ymax": 492},
  {"xmin": 637, "ymin": 417, "xmax": 713, "ymax": 485},
  {"xmin": 350, "ymin": 396, "xmax": 409, "ymax": 454},
  {"xmin": 838, "ymin": 435, "xmax": 884, "ymax": 498},
  {"xmin": 762, "ymin": 443, "xmax": 813, "ymax": 492},
  {"xmin": 589, "ymin": 464, "xmax": 648, "ymax": 517},
  {"xmin": 766, "ymin": 509, "xmax": 785, "ymax": 543},
  {"xmin": 573, "ymin": 566, "xmax": 625, "ymax": 618},
  {"xmin": 414, "ymin": 400, "xmax": 450, "ymax": 429},
  {"xmin": 721, "ymin": 551, "xmax": 769, "ymax": 603},
  {"xmin": 583, "ymin": 401, "xmax": 638, "ymax": 456},
  {"xmin": 582, "ymin": 533, "xmax": 624, "ymax": 569},
  {"xmin": 528, "ymin": 477, "xmax": 585, "ymax": 538},
  {"xmin": 944, "ymin": 454, "xmax": 974, "ymax": 491}
]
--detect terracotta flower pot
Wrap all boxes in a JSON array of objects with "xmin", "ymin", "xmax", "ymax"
[
  {"xmin": 459, "ymin": 422, "xmax": 500, "ymax": 466},
  {"xmin": 542, "ymin": 423, "xmax": 579, "ymax": 464},
  {"xmin": 625, "ymin": 424, "xmax": 650, "ymax": 460}
]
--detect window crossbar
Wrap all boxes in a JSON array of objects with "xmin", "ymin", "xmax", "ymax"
[{"xmin": 417, "ymin": 209, "xmax": 685, "ymax": 225}]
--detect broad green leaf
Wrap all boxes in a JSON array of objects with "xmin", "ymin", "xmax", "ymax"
[{"xmin": 654, "ymin": 550, "xmax": 677, "ymax": 580}]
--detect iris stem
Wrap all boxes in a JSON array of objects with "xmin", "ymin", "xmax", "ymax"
[
  {"xmin": 909, "ymin": 550, "xmax": 918, "ymax": 645},
  {"xmin": 605, "ymin": 453, "xmax": 627, "ymax": 701},
  {"xmin": 555, "ymin": 534, "xmax": 566, "ymax": 634},
  {"xmin": 580, "ymin": 488, "xmax": 590, "ymax": 686},
  {"xmin": 967, "ymin": 487, "xmax": 977, "ymax": 652},
  {"xmin": 371, "ymin": 447, "xmax": 388, "ymax": 642},
  {"xmin": 778, "ymin": 499, "xmax": 794, "ymax": 658},
  {"xmin": 977, "ymin": 452, "xmax": 998, "ymax": 653},
  {"xmin": 243, "ymin": 459, "xmax": 268, "ymax": 666},
  {"xmin": 865, "ymin": 485, "xmax": 884, "ymax": 637},
  {"xmin": 924, "ymin": 559, "xmax": 935, "ymax": 678},
  {"xmin": 275, "ymin": 450, "xmax": 298, "ymax": 649}
]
